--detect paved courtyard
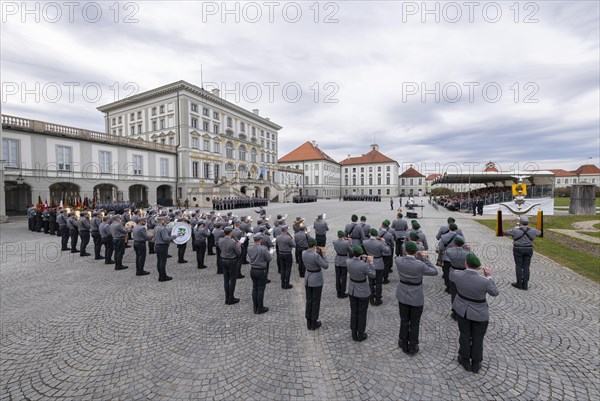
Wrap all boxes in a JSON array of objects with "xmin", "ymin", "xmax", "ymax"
[{"xmin": 1, "ymin": 199, "xmax": 598, "ymax": 400}]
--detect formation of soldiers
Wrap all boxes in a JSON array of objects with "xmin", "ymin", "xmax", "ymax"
[
  {"xmin": 292, "ymin": 195, "xmax": 317, "ymax": 203},
  {"xmin": 25, "ymin": 203, "xmax": 543, "ymax": 375},
  {"xmin": 212, "ymin": 197, "xmax": 268, "ymax": 211},
  {"xmin": 342, "ymin": 194, "xmax": 382, "ymax": 202}
]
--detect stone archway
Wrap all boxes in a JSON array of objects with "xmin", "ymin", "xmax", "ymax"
[
  {"xmin": 129, "ymin": 184, "xmax": 148, "ymax": 207},
  {"xmin": 263, "ymin": 187, "xmax": 270, "ymax": 199},
  {"xmin": 157, "ymin": 185, "xmax": 173, "ymax": 206},
  {"xmin": 4, "ymin": 181, "xmax": 32, "ymax": 213},
  {"xmin": 254, "ymin": 186, "xmax": 260, "ymax": 198},
  {"xmin": 240, "ymin": 186, "xmax": 247, "ymax": 195},
  {"xmin": 94, "ymin": 183, "xmax": 118, "ymax": 204},
  {"xmin": 49, "ymin": 182, "xmax": 81, "ymax": 206}
]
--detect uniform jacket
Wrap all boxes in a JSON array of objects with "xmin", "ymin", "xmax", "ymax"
[
  {"xmin": 247, "ymin": 243, "xmax": 272, "ymax": 268},
  {"xmin": 346, "ymin": 257, "xmax": 376, "ymax": 298},
  {"xmin": 395, "ymin": 255, "xmax": 438, "ymax": 306},
  {"xmin": 450, "ymin": 269, "xmax": 499, "ymax": 321},
  {"xmin": 302, "ymin": 249, "xmax": 329, "ymax": 287},
  {"xmin": 504, "ymin": 226, "xmax": 541, "ymax": 248},
  {"xmin": 362, "ymin": 237, "xmax": 391, "ymax": 270},
  {"xmin": 333, "ymin": 239, "xmax": 353, "ymax": 267}
]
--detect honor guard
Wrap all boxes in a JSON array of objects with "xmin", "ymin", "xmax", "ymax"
[
  {"xmin": 276, "ymin": 226, "xmax": 295, "ymax": 289},
  {"xmin": 333, "ymin": 230, "xmax": 353, "ymax": 298},
  {"xmin": 450, "ymin": 253, "xmax": 499, "ymax": 373},
  {"xmin": 303, "ymin": 238, "xmax": 329, "ymax": 331},
  {"xmin": 346, "ymin": 246, "xmax": 376, "ymax": 341},
  {"xmin": 99, "ymin": 216, "xmax": 115, "ymax": 264},
  {"xmin": 395, "ymin": 241, "xmax": 438, "ymax": 355},
  {"xmin": 313, "ymin": 215, "xmax": 329, "ymax": 247},
  {"xmin": 503, "ymin": 216, "xmax": 541, "ymax": 290},
  {"xmin": 110, "ymin": 215, "xmax": 128, "ymax": 270},
  {"xmin": 247, "ymin": 233, "xmax": 273, "ymax": 314},
  {"xmin": 77, "ymin": 212, "xmax": 92, "ymax": 257},
  {"xmin": 362, "ymin": 228, "xmax": 391, "ymax": 306},
  {"xmin": 218, "ymin": 226, "xmax": 242, "ymax": 304},
  {"xmin": 132, "ymin": 217, "xmax": 152, "ymax": 276}
]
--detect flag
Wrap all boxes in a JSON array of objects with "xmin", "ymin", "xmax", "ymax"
[
  {"xmin": 37, "ymin": 195, "xmax": 43, "ymax": 209},
  {"xmin": 59, "ymin": 200, "xmax": 63, "ymax": 209}
]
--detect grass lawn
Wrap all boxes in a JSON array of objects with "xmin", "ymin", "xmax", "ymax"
[
  {"xmin": 554, "ymin": 197, "xmax": 600, "ymax": 207},
  {"xmin": 578, "ymin": 231, "xmax": 600, "ymax": 239},
  {"xmin": 477, "ymin": 219, "xmax": 600, "ymax": 284},
  {"xmin": 594, "ymin": 223, "xmax": 600, "ymax": 230},
  {"xmin": 532, "ymin": 214, "xmax": 600, "ymax": 230}
]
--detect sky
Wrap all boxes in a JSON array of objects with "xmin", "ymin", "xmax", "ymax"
[{"xmin": 1, "ymin": 0, "xmax": 599, "ymax": 174}]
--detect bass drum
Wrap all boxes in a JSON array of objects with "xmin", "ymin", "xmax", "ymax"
[{"xmin": 171, "ymin": 222, "xmax": 192, "ymax": 245}]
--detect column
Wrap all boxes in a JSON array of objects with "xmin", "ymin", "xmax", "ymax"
[{"xmin": 0, "ymin": 160, "xmax": 7, "ymax": 222}]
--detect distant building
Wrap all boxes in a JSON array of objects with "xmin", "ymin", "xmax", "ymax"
[
  {"xmin": 278, "ymin": 141, "xmax": 341, "ymax": 199},
  {"xmin": 552, "ymin": 164, "xmax": 600, "ymax": 188},
  {"xmin": 339, "ymin": 144, "xmax": 399, "ymax": 197},
  {"xmin": 399, "ymin": 165, "xmax": 426, "ymax": 197}
]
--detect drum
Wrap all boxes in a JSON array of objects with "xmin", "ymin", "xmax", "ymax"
[
  {"xmin": 147, "ymin": 228, "xmax": 154, "ymax": 242},
  {"xmin": 125, "ymin": 221, "xmax": 137, "ymax": 231},
  {"xmin": 171, "ymin": 222, "xmax": 192, "ymax": 245}
]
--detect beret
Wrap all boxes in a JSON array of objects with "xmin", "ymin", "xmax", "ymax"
[
  {"xmin": 224, "ymin": 227, "xmax": 233, "ymax": 234},
  {"xmin": 352, "ymin": 246, "xmax": 364, "ymax": 255},
  {"xmin": 253, "ymin": 233, "xmax": 264, "ymax": 241},
  {"xmin": 405, "ymin": 241, "xmax": 419, "ymax": 253},
  {"xmin": 360, "ymin": 216, "xmax": 367, "ymax": 221},
  {"xmin": 337, "ymin": 230, "xmax": 345, "ymax": 237},
  {"xmin": 412, "ymin": 221, "xmax": 421, "ymax": 229},
  {"xmin": 454, "ymin": 235, "xmax": 465, "ymax": 245},
  {"xmin": 370, "ymin": 228, "xmax": 379, "ymax": 236},
  {"xmin": 382, "ymin": 220, "xmax": 390, "ymax": 227},
  {"xmin": 449, "ymin": 223, "xmax": 458, "ymax": 230},
  {"xmin": 466, "ymin": 253, "xmax": 481, "ymax": 267},
  {"xmin": 447, "ymin": 217, "xmax": 456, "ymax": 223},
  {"xmin": 308, "ymin": 237, "xmax": 317, "ymax": 247},
  {"xmin": 408, "ymin": 232, "xmax": 419, "ymax": 240},
  {"xmin": 351, "ymin": 214, "xmax": 358, "ymax": 220}
]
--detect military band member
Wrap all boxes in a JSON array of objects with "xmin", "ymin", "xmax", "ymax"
[
  {"xmin": 272, "ymin": 219, "xmax": 284, "ymax": 274},
  {"xmin": 34, "ymin": 208, "xmax": 43, "ymax": 232},
  {"xmin": 147, "ymin": 210, "xmax": 157, "ymax": 254},
  {"xmin": 27, "ymin": 206, "xmax": 36, "ymax": 231},
  {"xmin": 248, "ymin": 233, "xmax": 273, "ymax": 314},
  {"xmin": 408, "ymin": 220, "xmax": 429, "ymax": 250},
  {"xmin": 363, "ymin": 228, "xmax": 391, "ymax": 306},
  {"xmin": 232, "ymin": 221, "xmax": 246, "ymax": 278},
  {"xmin": 240, "ymin": 217, "xmax": 252, "ymax": 266},
  {"xmin": 132, "ymin": 216, "xmax": 152, "ymax": 276},
  {"xmin": 176, "ymin": 219, "xmax": 189, "ymax": 264},
  {"xmin": 333, "ymin": 230, "xmax": 353, "ymax": 298},
  {"xmin": 90, "ymin": 212, "xmax": 103, "ymax": 260},
  {"xmin": 42, "ymin": 208, "xmax": 50, "ymax": 234},
  {"xmin": 110, "ymin": 215, "xmax": 128, "ymax": 270},
  {"xmin": 395, "ymin": 241, "xmax": 438, "ymax": 355},
  {"xmin": 295, "ymin": 225, "xmax": 309, "ymax": 278},
  {"xmin": 276, "ymin": 226, "xmax": 295, "ymax": 289},
  {"xmin": 445, "ymin": 236, "xmax": 470, "ymax": 320},
  {"xmin": 437, "ymin": 223, "xmax": 460, "ymax": 293},
  {"xmin": 99, "ymin": 216, "xmax": 114, "ymax": 264},
  {"xmin": 207, "ymin": 216, "xmax": 216, "ymax": 255},
  {"xmin": 303, "ymin": 238, "xmax": 329, "ymax": 331},
  {"xmin": 345, "ymin": 214, "xmax": 365, "ymax": 246},
  {"xmin": 58, "ymin": 210, "xmax": 70, "ymax": 250},
  {"xmin": 194, "ymin": 220, "xmax": 210, "ymax": 269},
  {"xmin": 360, "ymin": 216, "xmax": 371, "ymax": 239},
  {"xmin": 313, "ymin": 214, "xmax": 329, "ymax": 247},
  {"xmin": 213, "ymin": 222, "xmax": 225, "ymax": 274},
  {"xmin": 379, "ymin": 220, "xmax": 395, "ymax": 283},
  {"xmin": 67, "ymin": 212, "xmax": 79, "ymax": 253},
  {"xmin": 435, "ymin": 217, "xmax": 464, "ymax": 240},
  {"xmin": 77, "ymin": 212, "xmax": 92, "ymax": 257},
  {"xmin": 258, "ymin": 226, "xmax": 273, "ymax": 284},
  {"xmin": 219, "ymin": 227, "xmax": 242, "ymax": 304},
  {"xmin": 347, "ymin": 246, "xmax": 376, "ymax": 341},
  {"xmin": 49, "ymin": 208, "xmax": 57, "ymax": 236},
  {"xmin": 190, "ymin": 213, "xmax": 198, "ymax": 252},
  {"xmin": 154, "ymin": 216, "xmax": 180, "ymax": 282},
  {"xmin": 450, "ymin": 253, "xmax": 499, "ymax": 373},
  {"xmin": 391, "ymin": 212, "xmax": 409, "ymax": 257},
  {"xmin": 503, "ymin": 216, "xmax": 541, "ymax": 290}
]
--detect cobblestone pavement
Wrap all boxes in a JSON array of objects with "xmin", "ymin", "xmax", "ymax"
[{"xmin": 1, "ymin": 199, "xmax": 598, "ymax": 400}]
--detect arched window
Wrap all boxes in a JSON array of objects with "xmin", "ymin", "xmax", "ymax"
[
  {"xmin": 226, "ymin": 141, "xmax": 233, "ymax": 159},
  {"xmin": 225, "ymin": 162, "xmax": 234, "ymax": 179},
  {"xmin": 239, "ymin": 145, "xmax": 246, "ymax": 161},
  {"xmin": 377, "ymin": 174, "xmax": 382, "ymax": 185},
  {"xmin": 360, "ymin": 175, "xmax": 364, "ymax": 186}
]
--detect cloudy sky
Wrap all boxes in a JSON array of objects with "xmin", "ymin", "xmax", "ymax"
[{"xmin": 2, "ymin": 0, "xmax": 598, "ymax": 173}]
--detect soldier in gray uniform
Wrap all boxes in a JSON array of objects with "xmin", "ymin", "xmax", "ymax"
[
  {"xmin": 190, "ymin": 213, "xmax": 198, "ymax": 252},
  {"xmin": 90, "ymin": 212, "xmax": 103, "ymax": 260},
  {"xmin": 302, "ymin": 238, "xmax": 329, "ymax": 330},
  {"xmin": 437, "ymin": 223, "xmax": 460, "ymax": 293},
  {"xmin": 450, "ymin": 253, "xmax": 499, "ymax": 373},
  {"xmin": 232, "ymin": 221, "xmax": 246, "ymax": 278},
  {"xmin": 207, "ymin": 216, "xmax": 216, "ymax": 255},
  {"xmin": 67, "ymin": 212, "xmax": 79, "ymax": 253},
  {"xmin": 132, "ymin": 216, "xmax": 152, "ymax": 276},
  {"xmin": 346, "ymin": 246, "xmax": 376, "ymax": 341},
  {"xmin": 110, "ymin": 215, "xmax": 128, "ymax": 270},
  {"xmin": 313, "ymin": 215, "xmax": 329, "ymax": 247},
  {"xmin": 58, "ymin": 210, "xmax": 70, "ymax": 251},
  {"xmin": 445, "ymin": 235, "xmax": 470, "ymax": 319},
  {"xmin": 276, "ymin": 226, "xmax": 295, "ymax": 289},
  {"xmin": 272, "ymin": 221, "xmax": 283, "ymax": 274},
  {"xmin": 42, "ymin": 208, "xmax": 50, "ymax": 234},
  {"xmin": 360, "ymin": 216, "xmax": 371, "ymax": 239},
  {"xmin": 333, "ymin": 230, "xmax": 353, "ymax": 298},
  {"xmin": 77, "ymin": 212, "xmax": 92, "ymax": 256},
  {"xmin": 294, "ymin": 226, "xmax": 309, "ymax": 278},
  {"xmin": 407, "ymin": 220, "xmax": 428, "ymax": 250},
  {"xmin": 218, "ymin": 226, "xmax": 242, "ymax": 304},
  {"xmin": 154, "ymin": 216, "xmax": 181, "ymax": 282},
  {"xmin": 395, "ymin": 241, "xmax": 438, "ymax": 355},
  {"xmin": 212, "ymin": 222, "xmax": 225, "ymax": 274},
  {"xmin": 503, "ymin": 216, "xmax": 541, "ymax": 290},
  {"xmin": 147, "ymin": 210, "xmax": 157, "ymax": 254},
  {"xmin": 194, "ymin": 220, "xmax": 210, "ymax": 269},
  {"xmin": 363, "ymin": 228, "xmax": 391, "ymax": 306},
  {"xmin": 239, "ymin": 217, "xmax": 252, "ymax": 266},
  {"xmin": 436, "ymin": 217, "xmax": 464, "ymax": 240},
  {"xmin": 391, "ymin": 212, "xmax": 409, "ymax": 256},
  {"xmin": 379, "ymin": 220, "xmax": 395, "ymax": 283},
  {"xmin": 345, "ymin": 215, "xmax": 365, "ymax": 246},
  {"xmin": 247, "ymin": 233, "xmax": 273, "ymax": 314},
  {"xmin": 99, "ymin": 216, "xmax": 114, "ymax": 264}
]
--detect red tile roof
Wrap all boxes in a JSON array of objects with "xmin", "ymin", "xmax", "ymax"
[
  {"xmin": 426, "ymin": 173, "xmax": 441, "ymax": 180},
  {"xmin": 400, "ymin": 166, "xmax": 425, "ymax": 178},
  {"xmin": 339, "ymin": 148, "xmax": 397, "ymax": 165},
  {"xmin": 573, "ymin": 164, "xmax": 600, "ymax": 175},
  {"xmin": 548, "ymin": 169, "xmax": 575, "ymax": 177},
  {"xmin": 278, "ymin": 141, "xmax": 338, "ymax": 164}
]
